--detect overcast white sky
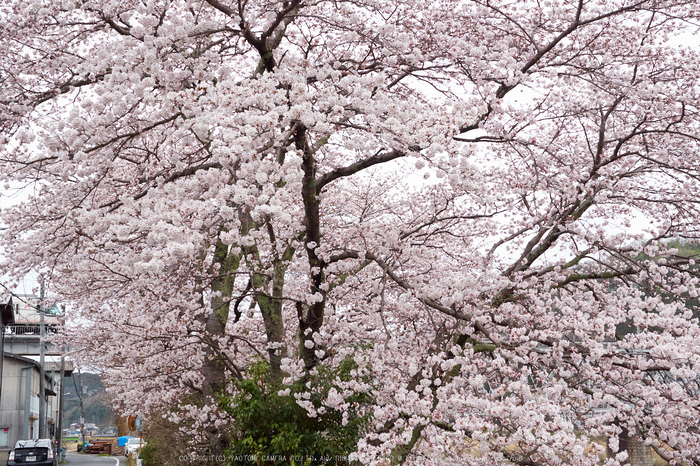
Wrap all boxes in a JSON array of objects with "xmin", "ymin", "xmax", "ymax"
[{"xmin": 1, "ymin": 183, "xmax": 43, "ymax": 299}]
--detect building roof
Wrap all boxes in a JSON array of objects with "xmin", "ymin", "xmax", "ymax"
[
  {"xmin": 44, "ymin": 358, "xmax": 74, "ymax": 377},
  {"xmin": 4, "ymin": 352, "xmax": 40, "ymax": 367},
  {"xmin": 4, "ymin": 352, "xmax": 73, "ymax": 379}
]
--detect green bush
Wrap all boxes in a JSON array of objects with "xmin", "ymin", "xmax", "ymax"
[
  {"xmin": 138, "ymin": 443, "xmax": 157, "ymax": 466},
  {"xmin": 220, "ymin": 358, "xmax": 372, "ymax": 466}
]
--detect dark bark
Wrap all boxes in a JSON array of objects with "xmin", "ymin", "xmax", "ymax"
[{"xmin": 296, "ymin": 123, "xmax": 327, "ymax": 370}]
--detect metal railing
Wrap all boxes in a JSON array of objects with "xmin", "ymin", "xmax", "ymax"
[{"xmin": 4, "ymin": 324, "xmax": 62, "ymax": 335}]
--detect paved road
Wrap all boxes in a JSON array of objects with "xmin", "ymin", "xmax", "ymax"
[{"xmin": 63, "ymin": 452, "xmax": 127, "ymax": 465}]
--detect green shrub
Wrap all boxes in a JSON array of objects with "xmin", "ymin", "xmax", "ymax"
[
  {"xmin": 220, "ymin": 358, "xmax": 372, "ymax": 466},
  {"xmin": 138, "ymin": 443, "xmax": 157, "ymax": 466}
]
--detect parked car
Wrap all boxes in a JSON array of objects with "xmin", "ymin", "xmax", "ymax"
[
  {"xmin": 7, "ymin": 439, "xmax": 57, "ymax": 466},
  {"xmin": 124, "ymin": 437, "xmax": 146, "ymax": 457}
]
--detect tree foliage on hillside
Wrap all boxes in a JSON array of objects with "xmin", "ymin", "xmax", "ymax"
[
  {"xmin": 2, "ymin": 0, "xmax": 700, "ymax": 465},
  {"xmin": 64, "ymin": 373, "xmax": 115, "ymax": 429}
]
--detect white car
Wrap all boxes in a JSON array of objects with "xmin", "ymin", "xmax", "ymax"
[{"xmin": 124, "ymin": 437, "xmax": 146, "ymax": 457}]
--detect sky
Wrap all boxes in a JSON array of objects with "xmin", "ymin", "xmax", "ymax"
[{"xmin": 1, "ymin": 183, "xmax": 43, "ymax": 299}]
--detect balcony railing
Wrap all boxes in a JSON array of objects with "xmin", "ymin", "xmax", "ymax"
[{"xmin": 3, "ymin": 324, "xmax": 62, "ymax": 335}]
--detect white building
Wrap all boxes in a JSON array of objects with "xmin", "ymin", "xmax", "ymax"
[{"xmin": 0, "ymin": 297, "xmax": 72, "ymax": 462}]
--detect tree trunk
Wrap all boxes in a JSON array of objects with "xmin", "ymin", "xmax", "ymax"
[
  {"xmin": 201, "ymin": 238, "xmax": 239, "ymax": 458},
  {"xmin": 608, "ymin": 424, "xmax": 653, "ymax": 466},
  {"xmin": 255, "ymin": 259, "xmax": 289, "ymax": 381}
]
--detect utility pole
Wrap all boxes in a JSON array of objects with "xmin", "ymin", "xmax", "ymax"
[
  {"xmin": 57, "ymin": 356, "xmax": 65, "ymax": 461},
  {"xmin": 39, "ymin": 276, "xmax": 46, "ymax": 439},
  {"xmin": 0, "ymin": 297, "xmax": 7, "ymax": 418},
  {"xmin": 73, "ymin": 369, "xmax": 85, "ymax": 446}
]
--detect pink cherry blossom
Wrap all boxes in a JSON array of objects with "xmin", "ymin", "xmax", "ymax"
[{"xmin": 2, "ymin": 0, "xmax": 700, "ymax": 464}]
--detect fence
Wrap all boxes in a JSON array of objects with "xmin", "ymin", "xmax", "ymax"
[{"xmin": 3, "ymin": 324, "xmax": 61, "ymax": 335}]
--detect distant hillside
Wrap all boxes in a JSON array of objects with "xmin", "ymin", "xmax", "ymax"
[{"xmin": 63, "ymin": 372, "xmax": 116, "ymax": 429}]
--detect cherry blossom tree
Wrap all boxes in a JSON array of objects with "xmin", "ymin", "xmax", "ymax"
[{"xmin": 2, "ymin": 0, "xmax": 700, "ymax": 464}]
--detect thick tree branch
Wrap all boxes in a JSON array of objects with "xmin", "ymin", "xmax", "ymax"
[
  {"xmin": 317, "ymin": 146, "xmax": 419, "ymax": 192},
  {"xmin": 327, "ymin": 250, "xmax": 473, "ymax": 321}
]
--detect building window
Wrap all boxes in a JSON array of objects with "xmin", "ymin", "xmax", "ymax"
[{"xmin": 0, "ymin": 428, "xmax": 9, "ymax": 447}]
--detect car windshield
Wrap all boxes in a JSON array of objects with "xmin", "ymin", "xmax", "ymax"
[{"xmin": 15, "ymin": 439, "xmax": 51, "ymax": 449}]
